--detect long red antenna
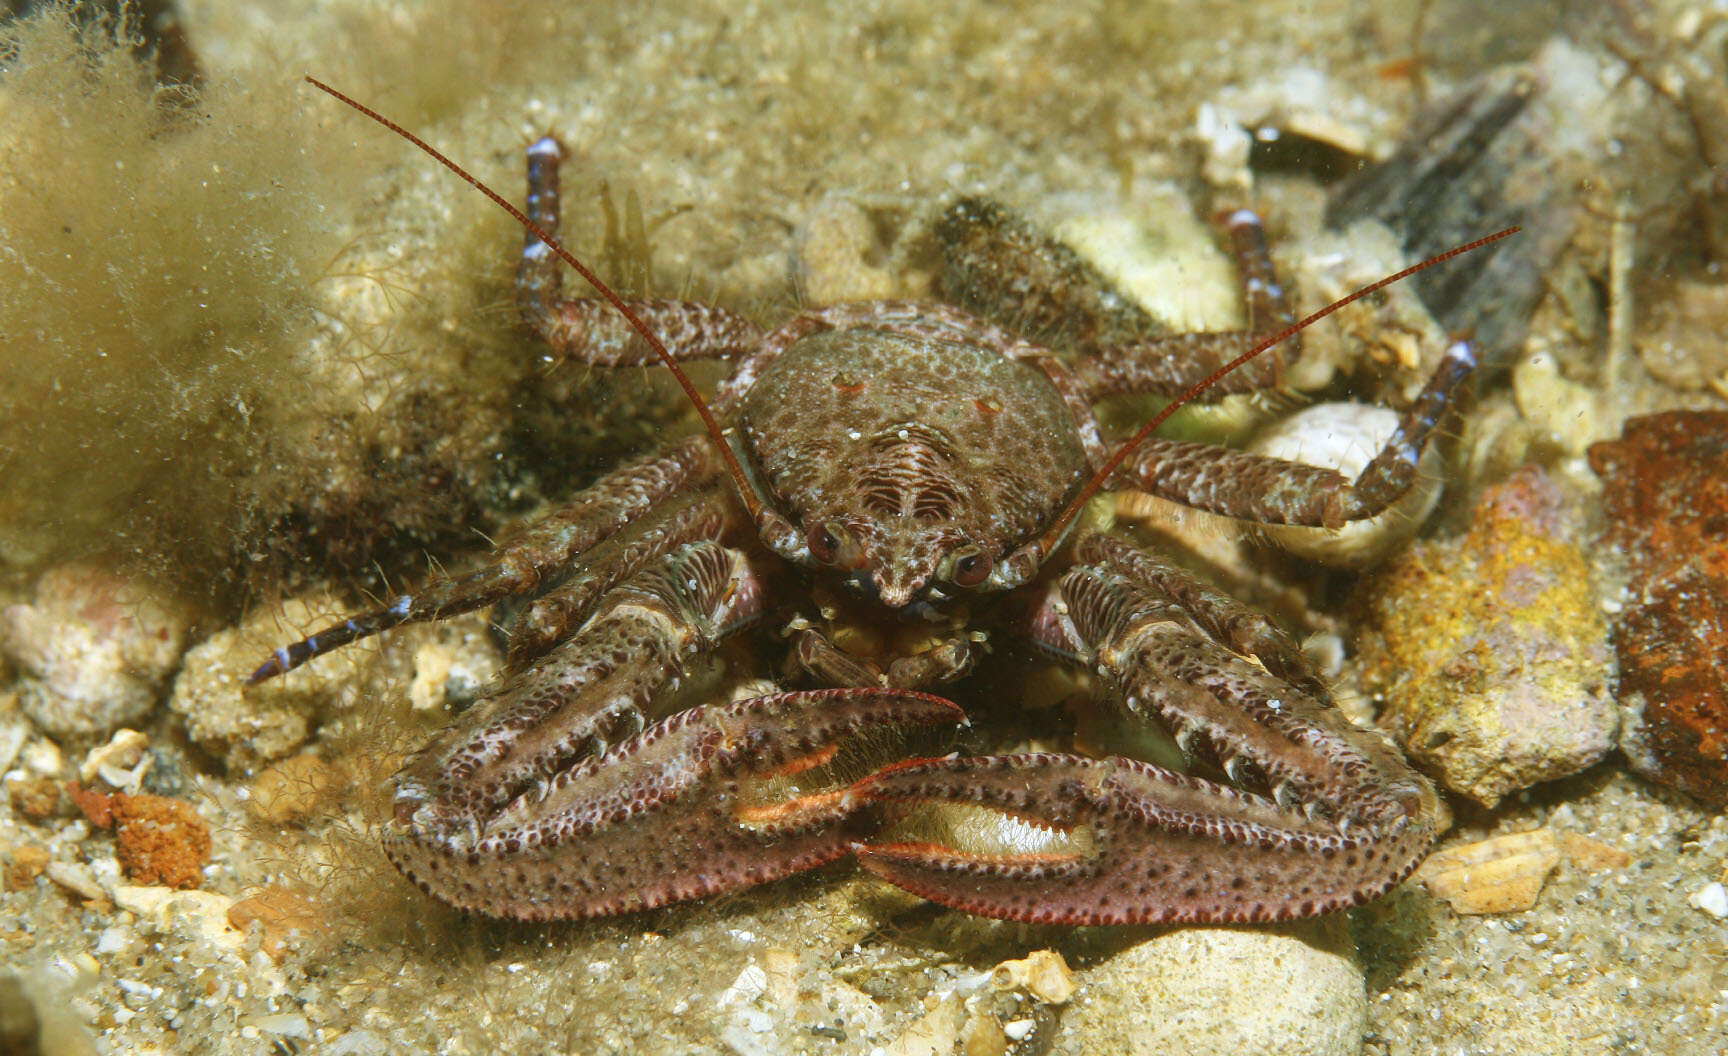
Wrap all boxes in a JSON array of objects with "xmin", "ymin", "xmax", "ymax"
[
  {"xmin": 1035, "ymin": 223, "xmax": 1521, "ymax": 558},
  {"xmin": 305, "ymin": 77, "xmax": 766, "ymax": 520}
]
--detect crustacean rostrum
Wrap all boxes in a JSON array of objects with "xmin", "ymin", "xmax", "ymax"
[{"xmin": 250, "ymin": 79, "xmax": 1513, "ymax": 924}]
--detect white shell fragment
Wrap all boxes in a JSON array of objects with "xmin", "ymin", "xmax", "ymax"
[{"xmin": 1249, "ymin": 401, "xmax": 1444, "ymax": 568}]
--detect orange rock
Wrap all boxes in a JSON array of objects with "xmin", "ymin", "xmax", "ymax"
[
  {"xmin": 109, "ymin": 793, "xmax": 212, "ymax": 889},
  {"xmin": 1589, "ymin": 412, "xmax": 1728, "ymax": 805},
  {"xmin": 65, "ymin": 781, "xmax": 112, "ymax": 827}
]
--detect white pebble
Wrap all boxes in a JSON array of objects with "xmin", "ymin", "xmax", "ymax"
[
  {"xmin": 1688, "ymin": 881, "xmax": 1728, "ymax": 919},
  {"xmin": 95, "ymin": 926, "xmax": 132, "ymax": 955}
]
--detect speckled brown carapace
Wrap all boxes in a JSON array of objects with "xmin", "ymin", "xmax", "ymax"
[
  {"xmin": 741, "ymin": 328, "xmax": 1087, "ymax": 608},
  {"xmin": 253, "ymin": 103, "xmax": 1493, "ymax": 926}
]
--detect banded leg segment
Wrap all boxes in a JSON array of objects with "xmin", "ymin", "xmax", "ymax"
[
  {"xmin": 1071, "ymin": 210, "xmax": 1299, "ymax": 402},
  {"xmin": 854, "ymin": 533, "xmax": 1438, "ymax": 925},
  {"xmin": 246, "ymin": 436, "xmax": 723, "ymax": 684},
  {"xmin": 518, "ymin": 135, "xmax": 762, "ymax": 366},
  {"xmin": 395, "ymin": 541, "xmax": 767, "ymax": 824},
  {"xmin": 1113, "ymin": 340, "xmax": 1476, "ymax": 528}
]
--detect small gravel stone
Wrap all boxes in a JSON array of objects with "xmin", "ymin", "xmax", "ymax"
[
  {"xmin": 5, "ymin": 774, "xmax": 61, "ymax": 822},
  {"xmin": 45, "ymin": 861, "xmax": 106, "ymax": 902},
  {"xmin": 989, "ymin": 950, "xmax": 1075, "ymax": 1005},
  {"xmin": 1688, "ymin": 882, "xmax": 1728, "ymax": 920},
  {"xmin": 1418, "ymin": 828, "xmax": 1563, "ymax": 915},
  {"xmin": 4, "ymin": 845, "xmax": 50, "ymax": 891}
]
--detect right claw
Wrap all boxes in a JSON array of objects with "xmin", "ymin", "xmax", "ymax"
[
  {"xmin": 384, "ymin": 688, "xmax": 963, "ymax": 921},
  {"xmin": 852, "ymin": 752, "xmax": 1437, "ymax": 926}
]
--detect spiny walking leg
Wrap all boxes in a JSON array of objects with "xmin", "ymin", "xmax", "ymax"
[
  {"xmin": 1111, "ymin": 340, "xmax": 1476, "ymax": 528},
  {"xmin": 246, "ymin": 436, "xmax": 723, "ymax": 684}
]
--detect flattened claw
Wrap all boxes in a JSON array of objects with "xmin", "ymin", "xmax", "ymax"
[
  {"xmin": 385, "ymin": 688, "xmax": 963, "ymax": 920},
  {"xmin": 854, "ymin": 753, "xmax": 1436, "ymax": 925}
]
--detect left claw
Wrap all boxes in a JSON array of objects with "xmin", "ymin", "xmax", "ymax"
[
  {"xmin": 385, "ymin": 688, "xmax": 963, "ymax": 921},
  {"xmin": 852, "ymin": 752, "xmax": 1436, "ymax": 925}
]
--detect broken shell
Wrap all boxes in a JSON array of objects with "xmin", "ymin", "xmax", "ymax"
[
  {"xmin": 989, "ymin": 949, "xmax": 1076, "ymax": 1005},
  {"xmin": 1418, "ymin": 828, "xmax": 1562, "ymax": 915}
]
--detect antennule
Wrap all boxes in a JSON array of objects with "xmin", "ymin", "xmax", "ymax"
[{"xmin": 304, "ymin": 76, "xmax": 767, "ymax": 519}]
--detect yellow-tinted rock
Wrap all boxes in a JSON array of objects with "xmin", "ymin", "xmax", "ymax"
[{"xmin": 1355, "ymin": 466, "xmax": 1615, "ymax": 807}]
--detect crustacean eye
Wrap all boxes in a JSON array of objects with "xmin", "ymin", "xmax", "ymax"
[
  {"xmin": 806, "ymin": 521, "xmax": 861, "ymax": 567},
  {"xmin": 942, "ymin": 545, "xmax": 993, "ymax": 587}
]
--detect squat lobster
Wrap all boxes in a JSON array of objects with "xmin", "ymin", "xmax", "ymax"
[{"xmin": 250, "ymin": 77, "xmax": 1513, "ymax": 924}]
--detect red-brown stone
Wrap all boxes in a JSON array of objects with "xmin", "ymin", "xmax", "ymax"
[{"xmin": 1589, "ymin": 411, "xmax": 1728, "ymax": 805}]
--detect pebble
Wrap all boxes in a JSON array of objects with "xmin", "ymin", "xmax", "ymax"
[
  {"xmin": 1418, "ymin": 828, "xmax": 1563, "ymax": 915},
  {"xmin": 6, "ymin": 774, "xmax": 61, "ymax": 822},
  {"xmin": 44, "ymin": 861, "xmax": 106, "ymax": 903},
  {"xmin": 110, "ymin": 794, "xmax": 212, "ymax": 890},
  {"xmin": 989, "ymin": 950, "xmax": 1075, "ymax": 1005},
  {"xmin": 0, "ymin": 713, "xmax": 27, "ymax": 774},
  {"xmin": 77, "ymin": 729, "xmax": 150, "ymax": 784},
  {"xmin": 795, "ymin": 194, "xmax": 905, "ymax": 304},
  {"xmin": 1512, "ymin": 349, "xmax": 1609, "ymax": 456},
  {"xmin": 20, "ymin": 737, "xmax": 63, "ymax": 777},
  {"xmin": 247, "ymin": 754, "xmax": 339, "ymax": 825},
  {"xmin": 1049, "ymin": 191, "xmax": 1244, "ymax": 334},
  {"xmin": 68, "ymin": 787, "xmax": 212, "ymax": 890},
  {"xmin": 4, "ymin": 845, "xmax": 50, "ymax": 891},
  {"xmin": 1053, "ymin": 920, "xmax": 1365, "ymax": 1056},
  {"xmin": 1688, "ymin": 882, "xmax": 1728, "ymax": 920},
  {"xmin": 112, "ymin": 885, "xmax": 244, "ymax": 955},
  {"xmin": 1355, "ymin": 465, "xmax": 1617, "ymax": 807},
  {"xmin": 1, "ymin": 565, "xmax": 190, "ymax": 739}
]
